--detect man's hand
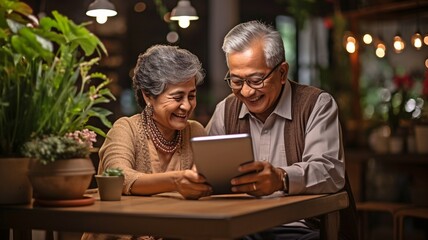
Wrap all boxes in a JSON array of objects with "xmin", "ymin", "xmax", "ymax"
[
  {"xmin": 175, "ymin": 170, "xmax": 212, "ymax": 200},
  {"xmin": 230, "ymin": 161, "xmax": 284, "ymax": 197}
]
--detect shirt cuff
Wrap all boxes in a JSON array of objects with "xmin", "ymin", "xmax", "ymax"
[{"xmin": 283, "ymin": 166, "xmax": 305, "ymax": 194}]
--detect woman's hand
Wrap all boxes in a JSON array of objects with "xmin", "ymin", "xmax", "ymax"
[{"xmin": 175, "ymin": 170, "xmax": 212, "ymax": 200}]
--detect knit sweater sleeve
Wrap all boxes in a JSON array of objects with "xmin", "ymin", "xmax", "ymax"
[{"xmin": 98, "ymin": 115, "xmax": 145, "ymax": 195}]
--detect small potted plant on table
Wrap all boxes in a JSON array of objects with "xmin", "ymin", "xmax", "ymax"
[{"xmin": 95, "ymin": 168, "xmax": 124, "ymax": 201}]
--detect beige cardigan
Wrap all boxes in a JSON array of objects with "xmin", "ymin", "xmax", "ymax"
[{"xmin": 98, "ymin": 114, "xmax": 206, "ymax": 195}]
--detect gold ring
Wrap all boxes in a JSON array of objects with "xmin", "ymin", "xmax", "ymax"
[{"xmin": 252, "ymin": 182, "xmax": 257, "ymax": 191}]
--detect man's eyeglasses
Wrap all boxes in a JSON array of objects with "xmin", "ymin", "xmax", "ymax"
[{"xmin": 224, "ymin": 62, "xmax": 283, "ymax": 90}]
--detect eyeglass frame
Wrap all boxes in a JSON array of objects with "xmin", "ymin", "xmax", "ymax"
[{"xmin": 224, "ymin": 61, "xmax": 283, "ymax": 90}]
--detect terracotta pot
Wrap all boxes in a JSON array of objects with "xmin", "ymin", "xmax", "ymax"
[
  {"xmin": 0, "ymin": 157, "xmax": 33, "ymax": 205},
  {"xmin": 95, "ymin": 175, "xmax": 124, "ymax": 201},
  {"xmin": 28, "ymin": 158, "xmax": 95, "ymax": 200}
]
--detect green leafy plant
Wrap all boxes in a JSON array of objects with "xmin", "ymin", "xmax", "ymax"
[
  {"xmin": 102, "ymin": 167, "xmax": 124, "ymax": 177},
  {"xmin": 0, "ymin": 0, "xmax": 115, "ymax": 157}
]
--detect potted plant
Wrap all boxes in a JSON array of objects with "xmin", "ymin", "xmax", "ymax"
[
  {"xmin": 23, "ymin": 130, "xmax": 97, "ymax": 201},
  {"xmin": 101, "ymin": 168, "xmax": 124, "ymax": 177},
  {"xmin": 95, "ymin": 167, "xmax": 124, "ymax": 201},
  {"xmin": 0, "ymin": 0, "xmax": 115, "ymax": 204}
]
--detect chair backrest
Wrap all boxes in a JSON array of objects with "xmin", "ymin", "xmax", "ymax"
[{"xmin": 339, "ymin": 172, "xmax": 359, "ymax": 240}]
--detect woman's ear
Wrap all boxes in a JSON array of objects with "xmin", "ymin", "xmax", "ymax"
[{"xmin": 142, "ymin": 91, "xmax": 153, "ymax": 106}]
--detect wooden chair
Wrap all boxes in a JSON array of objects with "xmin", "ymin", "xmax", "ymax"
[
  {"xmin": 394, "ymin": 207, "xmax": 428, "ymax": 240},
  {"xmin": 356, "ymin": 201, "xmax": 413, "ymax": 240},
  {"xmin": 338, "ymin": 173, "xmax": 359, "ymax": 240}
]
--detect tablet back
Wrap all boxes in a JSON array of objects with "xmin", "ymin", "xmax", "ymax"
[{"xmin": 191, "ymin": 134, "xmax": 254, "ymax": 194}]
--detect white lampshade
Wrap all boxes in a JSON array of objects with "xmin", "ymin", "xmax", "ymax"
[
  {"xmin": 170, "ymin": 0, "xmax": 198, "ymax": 28},
  {"xmin": 86, "ymin": 0, "xmax": 117, "ymax": 24}
]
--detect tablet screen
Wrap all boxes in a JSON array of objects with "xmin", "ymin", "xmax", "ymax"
[{"xmin": 191, "ymin": 134, "xmax": 254, "ymax": 194}]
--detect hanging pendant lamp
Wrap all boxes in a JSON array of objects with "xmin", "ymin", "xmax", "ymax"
[
  {"xmin": 170, "ymin": 0, "xmax": 199, "ymax": 29},
  {"xmin": 86, "ymin": 0, "xmax": 117, "ymax": 24}
]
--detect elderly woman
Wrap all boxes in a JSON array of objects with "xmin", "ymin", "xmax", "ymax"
[
  {"xmin": 82, "ymin": 45, "xmax": 212, "ymax": 240},
  {"xmin": 101, "ymin": 44, "xmax": 211, "ymax": 199}
]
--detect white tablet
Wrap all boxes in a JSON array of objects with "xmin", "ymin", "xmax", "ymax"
[{"xmin": 191, "ymin": 133, "xmax": 254, "ymax": 194}]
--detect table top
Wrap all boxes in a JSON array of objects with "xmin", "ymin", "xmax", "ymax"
[{"xmin": 1, "ymin": 191, "xmax": 349, "ymax": 239}]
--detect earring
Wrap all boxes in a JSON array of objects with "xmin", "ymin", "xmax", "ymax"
[{"xmin": 145, "ymin": 104, "xmax": 154, "ymax": 118}]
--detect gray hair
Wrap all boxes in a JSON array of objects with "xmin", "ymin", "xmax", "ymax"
[
  {"xmin": 132, "ymin": 44, "xmax": 205, "ymax": 108},
  {"xmin": 222, "ymin": 20, "xmax": 285, "ymax": 68}
]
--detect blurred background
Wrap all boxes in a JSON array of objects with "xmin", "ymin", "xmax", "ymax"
[{"xmin": 20, "ymin": 0, "xmax": 428, "ymax": 239}]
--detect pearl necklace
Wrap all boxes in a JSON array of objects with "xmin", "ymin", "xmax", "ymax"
[{"xmin": 141, "ymin": 109, "xmax": 182, "ymax": 153}]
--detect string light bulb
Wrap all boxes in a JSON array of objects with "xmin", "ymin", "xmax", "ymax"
[
  {"xmin": 375, "ymin": 39, "xmax": 386, "ymax": 58},
  {"xmin": 363, "ymin": 33, "xmax": 373, "ymax": 45},
  {"xmin": 343, "ymin": 32, "xmax": 357, "ymax": 53},
  {"xmin": 393, "ymin": 34, "xmax": 405, "ymax": 53},
  {"xmin": 411, "ymin": 32, "xmax": 423, "ymax": 49}
]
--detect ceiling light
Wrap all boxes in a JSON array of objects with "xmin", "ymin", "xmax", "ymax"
[
  {"xmin": 86, "ymin": 0, "xmax": 117, "ymax": 24},
  {"xmin": 343, "ymin": 31, "xmax": 357, "ymax": 54},
  {"xmin": 393, "ymin": 34, "xmax": 405, "ymax": 53},
  {"xmin": 411, "ymin": 32, "xmax": 423, "ymax": 50},
  {"xmin": 363, "ymin": 33, "xmax": 373, "ymax": 45},
  {"xmin": 170, "ymin": 0, "xmax": 198, "ymax": 29},
  {"xmin": 412, "ymin": 13, "xmax": 423, "ymax": 50},
  {"xmin": 375, "ymin": 38, "xmax": 386, "ymax": 58}
]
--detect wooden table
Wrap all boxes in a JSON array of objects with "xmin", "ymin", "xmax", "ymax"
[{"xmin": 1, "ymin": 191, "xmax": 349, "ymax": 240}]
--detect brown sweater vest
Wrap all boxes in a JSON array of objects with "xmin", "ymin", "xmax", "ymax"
[
  {"xmin": 224, "ymin": 80, "xmax": 358, "ymax": 240},
  {"xmin": 224, "ymin": 80, "xmax": 321, "ymax": 165}
]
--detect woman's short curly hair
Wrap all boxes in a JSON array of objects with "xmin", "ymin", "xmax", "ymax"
[{"xmin": 132, "ymin": 44, "xmax": 205, "ymax": 109}]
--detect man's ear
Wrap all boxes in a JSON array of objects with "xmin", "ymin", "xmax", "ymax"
[{"xmin": 280, "ymin": 62, "xmax": 289, "ymax": 83}]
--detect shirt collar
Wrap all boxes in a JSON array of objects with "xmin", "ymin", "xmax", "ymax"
[{"xmin": 238, "ymin": 80, "xmax": 292, "ymax": 120}]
